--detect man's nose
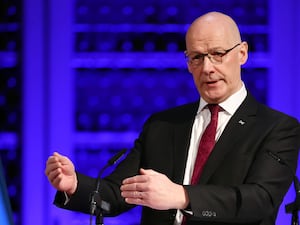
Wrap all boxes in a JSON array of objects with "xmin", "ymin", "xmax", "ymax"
[{"xmin": 202, "ymin": 55, "xmax": 215, "ymax": 73}]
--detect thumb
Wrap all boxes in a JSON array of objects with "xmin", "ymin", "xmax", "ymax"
[
  {"xmin": 53, "ymin": 152, "xmax": 70, "ymax": 165},
  {"xmin": 139, "ymin": 168, "xmax": 159, "ymax": 175}
]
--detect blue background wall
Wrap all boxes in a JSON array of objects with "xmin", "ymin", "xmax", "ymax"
[{"xmin": 0, "ymin": 0, "xmax": 300, "ymax": 224}]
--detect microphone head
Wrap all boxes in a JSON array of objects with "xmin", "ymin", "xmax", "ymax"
[{"xmin": 108, "ymin": 149, "xmax": 127, "ymax": 166}]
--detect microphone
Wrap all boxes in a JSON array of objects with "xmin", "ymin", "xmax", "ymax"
[
  {"xmin": 95, "ymin": 149, "xmax": 127, "ymax": 193},
  {"xmin": 267, "ymin": 151, "xmax": 300, "ymax": 225},
  {"xmin": 89, "ymin": 149, "xmax": 127, "ymax": 225}
]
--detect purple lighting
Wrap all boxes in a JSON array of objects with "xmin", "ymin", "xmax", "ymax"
[{"xmin": 0, "ymin": 0, "xmax": 296, "ymax": 225}]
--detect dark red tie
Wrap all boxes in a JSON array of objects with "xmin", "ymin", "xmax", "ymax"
[
  {"xmin": 191, "ymin": 104, "xmax": 220, "ymax": 184},
  {"xmin": 181, "ymin": 104, "xmax": 220, "ymax": 225}
]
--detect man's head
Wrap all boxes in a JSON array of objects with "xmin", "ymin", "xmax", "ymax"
[{"xmin": 185, "ymin": 12, "xmax": 248, "ymax": 104}]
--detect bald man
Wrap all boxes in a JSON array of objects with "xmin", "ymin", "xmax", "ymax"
[{"xmin": 45, "ymin": 12, "xmax": 300, "ymax": 225}]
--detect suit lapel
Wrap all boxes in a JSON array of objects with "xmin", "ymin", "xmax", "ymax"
[
  {"xmin": 172, "ymin": 102, "xmax": 198, "ymax": 183},
  {"xmin": 199, "ymin": 93, "xmax": 259, "ymax": 184}
]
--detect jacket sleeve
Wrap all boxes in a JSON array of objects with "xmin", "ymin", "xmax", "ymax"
[
  {"xmin": 53, "ymin": 138, "xmax": 143, "ymax": 216},
  {"xmin": 185, "ymin": 114, "xmax": 300, "ymax": 223}
]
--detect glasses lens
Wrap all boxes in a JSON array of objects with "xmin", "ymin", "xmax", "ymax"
[
  {"xmin": 185, "ymin": 43, "xmax": 240, "ymax": 67},
  {"xmin": 210, "ymin": 54, "xmax": 223, "ymax": 64}
]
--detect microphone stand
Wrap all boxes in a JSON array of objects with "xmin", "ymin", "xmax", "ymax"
[
  {"xmin": 89, "ymin": 149, "xmax": 127, "ymax": 225},
  {"xmin": 267, "ymin": 151, "xmax": 300, "ymax": 225},
  {"xmin": 285, "ymin": 176, "xmax": 300, "ymax": 225}
]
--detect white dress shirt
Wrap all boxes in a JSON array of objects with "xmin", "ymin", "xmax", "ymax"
[{"xmin": 174, "ymin": 83, "xmax": 247, "ymax": 225}]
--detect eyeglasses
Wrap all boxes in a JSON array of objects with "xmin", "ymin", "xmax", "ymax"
[{"xmin": 184, "ymin": 43, "xmax": 241, "ymax": 67}]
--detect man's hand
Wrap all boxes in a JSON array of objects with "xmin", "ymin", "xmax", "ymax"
[
  {"xmin": 120, "ymin": 168, "xmax": 189, "ymax": 210},
  {"xmin": 45, "ymin": 152, "xmax": 77, "ymax": 195}
]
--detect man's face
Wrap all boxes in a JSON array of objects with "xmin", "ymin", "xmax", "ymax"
[{"xmin": 186, "ymin": 21, "xmax": 248, "ymax": 104}]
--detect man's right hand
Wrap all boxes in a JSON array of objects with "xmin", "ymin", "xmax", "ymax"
[{"xmin": 45, "ymin": 152, "xmax": 78, "ymax": 195}]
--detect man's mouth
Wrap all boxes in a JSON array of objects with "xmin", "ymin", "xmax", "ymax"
[{"xmin": 206, "ymin": 80, "xmax": 219, "ymax": 84}]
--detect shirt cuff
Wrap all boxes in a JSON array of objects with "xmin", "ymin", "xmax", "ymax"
[{"xmin": 63, "ymin": 192, "xmax": 71, "ymax": 205}]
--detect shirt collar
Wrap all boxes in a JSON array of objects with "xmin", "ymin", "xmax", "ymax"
[{"xmin": 197, "ymin": 82, "xmax": 247, "ymax": 115}]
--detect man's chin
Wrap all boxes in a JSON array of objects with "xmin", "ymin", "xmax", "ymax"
[{"xmin": 201, "ymin": 91, "xmax": 227, "ymax": 103}]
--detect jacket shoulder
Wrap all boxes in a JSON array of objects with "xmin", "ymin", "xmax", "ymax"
[{"xmin": 149, "ymin": 101, "xmax": 199, "ymax": 123}]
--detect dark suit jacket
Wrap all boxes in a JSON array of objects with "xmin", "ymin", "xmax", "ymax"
[{"xmin": 54, "ymin": 93, "xmax": 300, "ymax": 225}]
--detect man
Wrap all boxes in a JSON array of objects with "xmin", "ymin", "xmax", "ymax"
[{"xmin": 45, "ymin": 12, "xmax": 300, "ymax": 225}]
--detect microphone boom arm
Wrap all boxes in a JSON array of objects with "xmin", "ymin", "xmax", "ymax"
[{"xmin": 89, "ymin": 149, "xmax": 127, "ymax": 225}]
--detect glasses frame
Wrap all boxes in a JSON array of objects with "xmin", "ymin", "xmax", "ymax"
[{"xmin": 184, "ymin": 43, "xmax": 241, "ymax": 67}]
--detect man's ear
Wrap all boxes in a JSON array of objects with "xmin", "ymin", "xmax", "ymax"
[
  {"xmin": 187, "ymin": 62, "xmax": 193, "ymax": 74},
  {"xmin": 239, "ymin": 41, "xmax": 248, "ymax": 65}
]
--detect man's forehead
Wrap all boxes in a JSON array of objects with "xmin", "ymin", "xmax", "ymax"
[{"xmin": 187, "ymin": 34, "xmax": 230, "ymax": 49}]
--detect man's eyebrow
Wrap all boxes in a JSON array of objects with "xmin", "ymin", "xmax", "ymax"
[
  {"xmin": 209, "ymin": 46, "xmax": 226, "ymax": 51},
  {"xmin": 188, "ymin": 47, "xmax": 225, "ymax": 54}
]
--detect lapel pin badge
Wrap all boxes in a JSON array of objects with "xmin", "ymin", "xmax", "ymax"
[{"xmin": 238, "ymin": 120, "xmax": 245, "ymax": 125}]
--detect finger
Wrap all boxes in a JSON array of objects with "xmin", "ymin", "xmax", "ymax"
[
  {"xmin": 124, "ymin": 196, "xmax": 144, "ymax": 205},
  {"xmin": 139, "ymin": 168, "xmax": 158, "ymax": 175},
  {"xmin": 47, "ymin": 167, "xmax": 62, "ymax": 182},
  {"xmin": 123, "ymin": 190, "xmax": 151, "ymax": 206},
  {"xmin": 53, "ymin": 152, "xmax": 60, "ymax": 156},
  {"xmin": 122, "ymin": 174, "xmax": 147, "ymax": 185},
  {"xmin": 121, "ymin": 180, "xmax": 149, "ymax": 191},
  {"xmin": 51, "ymin": 173, "xmax": 65, "ymax": 189},
  {"xmin": 120, "ymin": 183, "xmax": 132, "ymax": 191},
  {"xmin": 121, "ymin": 190, "xmax": 139, "ymax": 198},
  {"xmin": 122, "ymin": 190, "xmax": 145, "ymax": 200},
  {"xmin": 45, "ymin": 160, "xmax": 62, "ymax": 176},
  {"xmin": 46, "ymin": 155, "xmax": 59, "ymax": 165}
]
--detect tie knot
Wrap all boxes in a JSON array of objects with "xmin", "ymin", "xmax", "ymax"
[{"xmin": 207, "ymin": 104, "xmax": 220, "ymax": 116}]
